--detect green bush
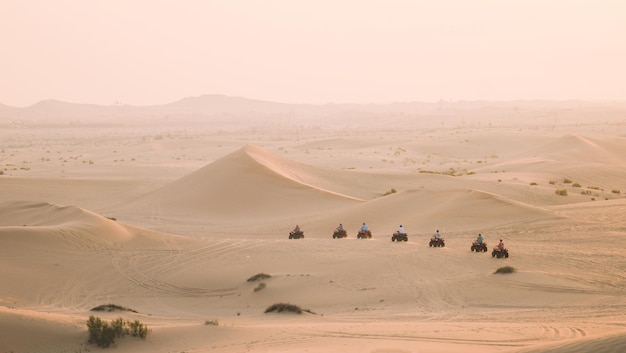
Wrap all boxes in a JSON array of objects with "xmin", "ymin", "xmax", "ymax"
[
  {"xmin": 555, "ymin": 189, "xmax": 568, "ymax": 196},
  {"xmin": 87, "ymin": 315, "xmax": 149, "ymax": 348},
  {"xmin": 128, "ymin": 320, "xmax": 149, "ymax": 338}
]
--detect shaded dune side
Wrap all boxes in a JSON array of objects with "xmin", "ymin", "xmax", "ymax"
[
  {"xmin": 0, "ymin": 200, "xmax": 132, "ymax": 248},
  {"xmin": 120, "ymin": 144, "xmax": 361, "ymax": 220},
  {"xmin": 304, "ymin": 189, "xmax": 558, "ymax": 234},
  {"xmin": 515, "ymin": 332, "xmax": 626, "ymax": 353},
  {"xmin": 519, "ymin": 134, "xmax": 626, "ymax": 165}
]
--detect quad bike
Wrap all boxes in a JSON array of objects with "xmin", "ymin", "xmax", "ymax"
[
  {"xmin": 429, "ymin": 237, "xmax": 445, "ymax": 247},
  {"xmin": 289, "ymin": 230, "xmax": 304, "ymax": 239},
  {"xmin": 471, "ymin": 241, "xmax": 488, "ymax": 252},
  {"xmin": 391, "ymin": 231, "xmax": 408, "ymax": 242},
  {"xmin": 332, "ymin": 229, "xmax": 348, "ymax": 239},
  {"xmin": 492, "ymin": 247, "xmax": 509, "ymax": 258},
  {"xmin": 357, "ymin": 229, "xmax": 372, "ymax": 239}
]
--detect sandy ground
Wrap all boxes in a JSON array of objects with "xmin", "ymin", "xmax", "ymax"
[{"xmin": 1, "ymin": 104, "xmax": 626, "ymax": 352}]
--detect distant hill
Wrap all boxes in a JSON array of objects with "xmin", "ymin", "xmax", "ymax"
[{"xmin": 1, "ymin": 95, "xmax": 625, "ymax": 125}]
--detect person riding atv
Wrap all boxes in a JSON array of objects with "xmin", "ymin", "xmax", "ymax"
[
  {"xmin": 471, "ymin": 233, "xmax": 488, "ymax": 252},
  {"xmin": 289, "ymin": 225, "xmax": 304, "ymax": 239},
  {"xmin": 357, "ymin": 222, "xmax": 372, "ymax": 239},
  {"xmin": 429, "ymin": 229, "xmax": 445, "ymax": 247},
  {"xmin": 492, "ymin": 239, "xmax": 509, "ymax": 258},
  {"xmin": 332, "ymin": 223, "xmax": 348, "ymax": 238},
  {"xmin": 392, "ymin": 224, "xmax": 408, "ymax": 241}
]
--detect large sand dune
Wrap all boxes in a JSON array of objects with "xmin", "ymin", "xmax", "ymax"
[{"xmin": 1, "ymin": 101, "xmax": 625, "ymax": 352}]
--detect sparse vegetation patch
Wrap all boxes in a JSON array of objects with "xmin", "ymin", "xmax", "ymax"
[
  {"xmin": 529, "ymin": 182, "xmax": 537, "ymax": 186},
  {"xmin": 555, "ymin": 189, "xmax": 568, "ymax": 196},
  {"xmin": 612, "ymin": 189, "xmax": 621, "ymax": 194},
  {"xmin": 265, "ymin": 303, "xmax": 303, "ymax": 314},
  {"xmin": 247, "ymin": 273, "xmax": 271, "ymax": 282},
  {"xmin": 87, "ymin": 315, "xmax": 149, "ymax": 348},
  {"xmin": 563, "ymin": 178, "xmax": 573, "ymax": 184},
  {"xmin": 90, "ymin": 304, "xmax": 138, "ymax": 313},
  {"xmin": 383, "ymin": 188, "xmax": 397, "ymax": 196},
  {"xmin": 254, "ymin": 282, "xmax": 267, "ymax": 292},
  {"xmin": 494, "ymin": 266, "xmax": 516, "ymax": 274}
]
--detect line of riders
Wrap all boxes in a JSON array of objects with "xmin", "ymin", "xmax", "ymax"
[{"xmin": 289, "ymin": 224, "xmax": 509, "ymax": 258}]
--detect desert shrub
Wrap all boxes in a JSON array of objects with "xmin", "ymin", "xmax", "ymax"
[
  {"xmin": 529, "ymin": 182, "xmax": 537, "ymax": 186},
  {"xmin": 555, "ymin": 189, "xmax": 568, "ymax": 196},
  {"xmin": 0, "ymin": 171, "xmax": 4, "ymax": 175},
  {"xmin": 247, "ymin": 273, "xmax": 271, "ymax": 282},
  {"xmin": 494, "ymin": 266, "xmax": 516, "ymax": 274},
  {"xmin": 254, "ymin": 282, "xmax": 266, "ymax": 292},
  {"xmin": 587, "ymin": 186, "xmax": 603, "ymax": 191},
  {"xmin": 87, "ymin": 316, "xmax": 115, "ymax": 348},
  {"xmin": 87, "ymin": 316, "xmax": 149, "ymax": 347},
  {"xmin": 383, "ymin": 188, "xmax": 397, "ymax": 196},
  {"xmin": 204, "ymin": 319, "xmax": 219, "ymax": 326},
  {"xmin": 563, "ymin": 178, "xmax": 572, "ymax": 184},
  {"xmin": 128, "ymin": 320, "xmax": 149, "ymax": 338},
  {"xmin": 612, "ymin": 189, "xmax": 621, "ymax": 194},
  {"xmin": 548, "ymin": 180, "xmax": 556, "ymax": 185},
  {"xmin": 265, "ymin": 303, "xmax": 303, "ymax": 314},
  {"xmin": 581, "ymin": 190, "xmax": 592, "ymax": 195},
  {"xmin": 572, "ymin": 183, "xmax": 581, "ymax": 187},
  {"xmin": 90, "ymin": 304, "xmax": 137, "ymax": 313}
]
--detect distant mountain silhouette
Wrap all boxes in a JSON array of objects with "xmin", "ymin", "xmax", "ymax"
[{"xmin": 1, "ymin": 94, "xmax": 625, "ymax": 124}]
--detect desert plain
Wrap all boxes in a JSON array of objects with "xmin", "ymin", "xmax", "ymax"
[{"xmin": 1, "ymin": 97, "xmax": 626, "ymax": 353}]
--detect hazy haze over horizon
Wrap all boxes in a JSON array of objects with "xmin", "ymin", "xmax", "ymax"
[{"xmin": 2, "ymin": 0, "xmax": 625, "ymax": 107}]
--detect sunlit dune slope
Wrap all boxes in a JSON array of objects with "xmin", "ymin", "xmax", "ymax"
[{"xmin": 119, "ymin": 144, "xmax": 361, "ymax": 221}]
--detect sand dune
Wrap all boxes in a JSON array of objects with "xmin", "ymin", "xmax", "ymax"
[
  {"xmin": 119, "ymin": 144, "xmax": 361, "ymax": 223},
  {"xmin": 1, "ymin": 106, "xmax": 626, "ymax": 352}
]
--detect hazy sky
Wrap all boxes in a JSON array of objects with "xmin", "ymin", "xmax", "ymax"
[{"xmin": 1, "ymin": 0, "xmax": 625, "ymax": 106}]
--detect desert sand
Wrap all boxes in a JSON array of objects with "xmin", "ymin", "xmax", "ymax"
[{"xmin": 1, "ymin": 98, "xmax": 626, "ymax": 352}]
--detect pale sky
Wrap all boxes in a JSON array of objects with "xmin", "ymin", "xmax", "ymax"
[{"xmin": 1, "ymin": 0, "xmax": 625, "ymax": 107}]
